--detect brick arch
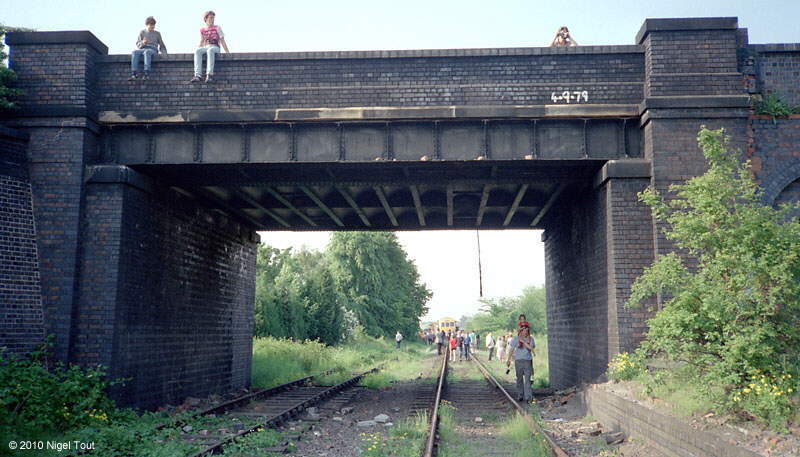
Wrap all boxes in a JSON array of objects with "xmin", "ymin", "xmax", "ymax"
[{"xmin": 762, "ymin": 158, "xmax": 800, "ymax": 206}]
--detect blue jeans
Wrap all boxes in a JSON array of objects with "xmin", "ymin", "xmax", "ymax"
[
  {"xmin": 131, "ymin": 48, "xmax": 156, "ymax": 74},
  {"xmin": 194, "ymin": 45, "xmax": 220, "ymax": 76}
]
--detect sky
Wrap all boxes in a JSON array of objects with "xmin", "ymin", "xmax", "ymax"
[{"xmin": 4, "ymin": 0, "xmax": 798, "ymax": 321}]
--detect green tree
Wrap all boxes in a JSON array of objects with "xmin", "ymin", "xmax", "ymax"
[
  {"xmin": 326, "ymin": 232, "xmax": 431, "ymax": 339},
  {"xmin": 253, "ymin": 244, "xmax": 293, "ymax": 338},
  {"xmin": 627, "ymin": 127, "xmax": 800, "ymax": 426},
  {"xmin": 462, "ymin": 285, "xmax": 546, "ymax": 334},
  {"xmin": 253, "ymin": 244, "xmax": 347, "ymax": 345},
  {"xmin": 0, "ymin": 25, "xmax": 26, "ymax": 110}
]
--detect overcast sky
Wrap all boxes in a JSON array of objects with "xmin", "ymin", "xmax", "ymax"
[{"xmin": 5, "ymin": 0, "xmax": 798, "ymax": 321}]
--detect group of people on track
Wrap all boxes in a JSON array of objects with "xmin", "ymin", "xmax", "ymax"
[{"xmin": 427, "ymin": 314, "xmax": 536, "ymax": 403}]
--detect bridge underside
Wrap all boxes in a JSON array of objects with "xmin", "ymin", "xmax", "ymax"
[
  {"xmin": 112, "ymin": 160, "xmax": 600, "ymax": 230},
  {"xmin": 100, "ymin": 117, "xmax": 639, "ymax": 230}
]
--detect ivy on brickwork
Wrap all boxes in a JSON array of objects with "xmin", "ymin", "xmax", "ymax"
[
  {"xmin": 0, "ymin": 24, "xmax": 30, "ymax": 110},
  {"xmin": 624, "ymin": 127, "xmax": 800, "ymax": 430}
]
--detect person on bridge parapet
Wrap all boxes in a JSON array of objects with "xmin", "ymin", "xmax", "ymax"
[
  {"xmin": 129, "ymin": 16, "xmax": 167, "ymax": 81},
  {"xmin": 190, "ymin": 11, "xmax": 230, "ymax": 83},
  {"xmin": 550, "ymin": 26, "xmax": 578, "ymax": 47}
]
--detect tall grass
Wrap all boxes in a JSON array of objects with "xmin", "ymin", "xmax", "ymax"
[{"xmin": 250, "ymin": 335, "xmax": 434, "ymax": 388}]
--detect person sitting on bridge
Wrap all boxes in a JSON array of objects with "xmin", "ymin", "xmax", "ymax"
[
  {"xmin": 550, "ymin": 26, "xmax": 578, "ymax": 47},
  {"xmin": 190, "ymin": 11, "xmax": 230, "ymax": 83},
  {"xmin": 129, "ymin": 16, "xmax": 167, "ymax": 81}
]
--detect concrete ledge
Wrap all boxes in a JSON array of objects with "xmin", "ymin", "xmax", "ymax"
[
  {"xmin": 593, "ymin": 159, "xmax": 651, "ymax": 189},
  {"xmin": 640, "ymin": 96, "xmax": 751, "ymax": 111},
  {"xmin": 6, "ymin": 31, "xmax": 108, "ymax": 55},
  {"xmin": 2, "ymin": 105, "xmax": 92, "ymax": 119},
  {"xmin": 0, "ymin": 125, "xmax": 29, "ymax": 141},
  {"xmin": 636, "ymin": 17, "xmax": 738, "ymax": 44},
  {"xmin": 99, "ymin": 104, "xmax": 641, "ymax": 124},
  {"xmin": 582, "ymin": 387, "xmax": 760, "ymax": 457},
  {"xmin": 86, "ymin": 165, "xmax": 153, "ymax": 193},
  {"xmin": 749, "ymin": 43, "xmax": 800, "ymax": 53},
  {"xmin": 95, "ymin": 44, "xmax": 643, "ymax": 63}
]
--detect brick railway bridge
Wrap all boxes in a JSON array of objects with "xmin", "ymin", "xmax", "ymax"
[{"xmin": 2, "ymin": 17, "xmax": 800, "ymax": 408}]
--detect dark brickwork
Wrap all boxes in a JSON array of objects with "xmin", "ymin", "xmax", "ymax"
[
  {"xmin": 22, "ymin": 120, "xmax": 98, "ymax": 362},
  {"xmin": 604, "ymin": 177, "xmax": 654, "ymax": 358},
  {"xmin": 6, "ymin": 33, "xmax": 106, "ymax": 117},
  {"xmin": 544, "ymin": 186, "xmax": 608, "ymax": 389},
  {"xmin": 749, "ymin": 45, "xmax": 800, "ymax": 105},
  {"xmin": 90, "ymin": 51, "xmax": 644, "ymax": 113},
  {"xmin": 643, "ymin": 117, "xmax": 748, "ymax": 259},
  {"xmin": 639, "ymin": 18, "xmax": 742, "ymax": 97},
  {"xmin": 748, "ymin": 117, "xmax": 800, "ymax": 222},
  {"xmin": 77, "ymin": 173, "xmax": 257, "ymax": 408},
  {"xmin": 0, "ymin": 127, "xmax": 44, "ymax": 355}
]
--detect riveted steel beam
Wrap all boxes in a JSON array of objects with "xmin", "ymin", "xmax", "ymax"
[
  {"xmin": 410, "ymin": 185, "xmax": 426, "ymax": 227},
  {"xmin": 446, "ymin": 185, "xmax": 454, "ymax": 227},
  {"xmin": 531, "ymin": 182, "xmax": 567, "ymax": 227},
  {"xmin": 476, "ymin": 184, "xmax": 492, "ymax": 226},
  {"xmin": 232, "ymin": 188, "xmax": 290, "ymax": 228},
  {"xmin": 300, "ymin": 186, "xmax": 344, "ymax": 227},
  {"xmin": 503, "ymin": 184, "xmax": 529, "ymax": 226},
  {"xmin": 337, "ymin": 186, "xmax": 371, "ymax": 227},
  {"xmin": 263, "ymin": 187, "xmax": 317, "ymax": 227},
  {"xmin": 195, "ymin": 187, "xmax": 271, "ymax": 229},
  {"xmin": 373, "ymin": 186, "xmax": 398, "ymax": 227}
]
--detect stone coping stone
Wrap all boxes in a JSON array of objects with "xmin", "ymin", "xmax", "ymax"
[
  {"xmin": 748, "ymin": 43, "xmax": 800, "ymax": 53},
  {"xmin": 6, "ymin": 31, "xmax": 108, "ymax": 55},
  {"xmin": 636, "ymin": 17, "xmax": 738, "ymax": 44},
  {"xmin": 96, "ymin": 45, "xmax": 643, "ymax": 63}
]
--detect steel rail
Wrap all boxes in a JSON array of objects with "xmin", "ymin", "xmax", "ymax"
[
  {"xmin": 154, "ymin": 368, "xmax": 336, "ymax": 431},
  {"xmin": 188, "ymin": 367, "xmax": 379, "ymax": 457},
  {"xmin": 422, "ymin": 350, "xmax": 449, "ymax": 457},
  {"xmin": 471, "ymin": 355, "xmax": 569, "ymax": 457}
]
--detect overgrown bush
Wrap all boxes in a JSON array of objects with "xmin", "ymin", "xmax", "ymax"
[
  {"xmin": 627, "ymin": 127, "xmax": 800, "ymax": 429},
  {"xmin": 0, "ymin": 349, "xmax": 119, "ymax": 434}
]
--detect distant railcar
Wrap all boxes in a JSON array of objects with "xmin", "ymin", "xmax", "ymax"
[{"xmin": 436, "ymin": 317, "xmax": 457, "ymax": 332}]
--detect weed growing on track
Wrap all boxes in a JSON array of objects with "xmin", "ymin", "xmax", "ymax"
[
  {"xmin": 358, "ymin": 409, "xmax": 435, "ymax": 457},
  {"xmin": 499, "ymin": 412, "xmax": 552, "ymax": 457},
  {"xmin": 219, "ymin": 427, "xmax": 284, "ymax": 457}
]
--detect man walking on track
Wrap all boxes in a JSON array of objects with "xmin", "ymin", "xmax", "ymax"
[
  {"xmin": 486, "ymin": 332, "xmax": 495, "ymax": 361},
  {"xmin": 506, "ymin": 322, "xmax": 535, "ymax": 403}
]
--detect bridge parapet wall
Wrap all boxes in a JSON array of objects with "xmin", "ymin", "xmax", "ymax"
[{"xmin": 6, "ymin": 31, "xmax": 644, "ymax": 119}]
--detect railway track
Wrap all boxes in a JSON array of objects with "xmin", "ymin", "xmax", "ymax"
[
  {"xmin": 74, "ymin": 367, "xmax": 379, "ymax": 457},
  {"xmin": 423, "ymin": 352, "xmax": 568, "ymax": 457}
]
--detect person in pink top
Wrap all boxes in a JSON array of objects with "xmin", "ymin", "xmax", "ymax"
[{"xmin": 190, "ymin": 11, "xmax": 230, "ymax": 83}]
